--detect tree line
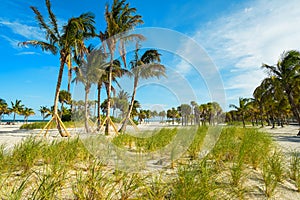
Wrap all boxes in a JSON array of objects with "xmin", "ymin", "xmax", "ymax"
[{"xmin": 227, "ymin": 50, "xmax": 300, "ymax": 135}]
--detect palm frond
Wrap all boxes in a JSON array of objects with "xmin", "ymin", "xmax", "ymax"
[
  {"xmin": 19, "ymin": 40, "xmax": 57, "ymax": 54},
  {"xmin": 30, "ymin": 6, "xmax": 58, "ymax": 43},
  {"xmin": 45, "ymin": 0, "xmax": 60, "ymax": 38}
]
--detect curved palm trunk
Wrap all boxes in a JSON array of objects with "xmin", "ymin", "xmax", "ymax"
[
  {"xmin": 287, "ymin": 92, "xmax": 300, "ymax": 125},
  {"xmin": 53, "ymin": 53, "xmax": 67, "ymax": 137},
  {"xmin": 84, "ymin": 86, "xmax": 90, "ymax": 133},
  {"xmin": 119, "ymin": 75, "xmax": 138, "ymax": 133}
]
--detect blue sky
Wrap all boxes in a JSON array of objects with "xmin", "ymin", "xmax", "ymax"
[{"xmin": 1, "ymin": 0, "xmax": 300, "ymax": 120}]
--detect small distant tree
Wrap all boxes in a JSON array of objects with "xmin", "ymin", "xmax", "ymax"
[
  {"xmin": 39, "ymin": 106, "xmax": 51, "ymax": 121},
  {"xmin": 11, "ymin": 99, "xmax": 24, "ymax": 123},
  {"xmin": 0, "ymin": 98, "xmax": 9, "ymax": 123},
  {"xmin": 22, "ymin": 107, "xmax": 35, "ymax": 123}
]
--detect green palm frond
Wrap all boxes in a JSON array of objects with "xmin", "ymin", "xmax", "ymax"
[
  {"xmin": 45, "ymin": 0, "xmax": 60, "ymax": 38},
  {"xmin": 30, "ymin": 6, "xmax": 58, "ymax": 43},
  {"xmin": 19, "ymin": 40, "xmax": 58, "ymax": 54}
]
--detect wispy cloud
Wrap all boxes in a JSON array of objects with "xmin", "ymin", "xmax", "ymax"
[
  {"xmin": 189, "ymin": 0, "xmax": 300, "ymax": 104},
  {"xmin": 15, "ymin": 51, "xmax": 41, "ymax": 56},
  {"xmin": 0, "ymin": 34, "xmax": 19, "ymax": 49},
  {"xmin": 0, "ymin": 18, "xmax": 44, "ymax": 41}
]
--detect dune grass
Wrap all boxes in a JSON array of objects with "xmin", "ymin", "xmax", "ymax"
[
  {"xmin": 0, "ymin": 126, "xmax": 298, "ymax": 199},
  {"xmin": 19, "ymin": 121, "xmax": 78, "ymax": 129}
]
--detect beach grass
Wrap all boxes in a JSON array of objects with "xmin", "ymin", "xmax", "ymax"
[{"xmin": 0, "ymin": 126, "xmax": 299, "ymax": 199}]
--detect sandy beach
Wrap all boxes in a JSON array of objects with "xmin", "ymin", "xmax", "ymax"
[{"xmin": 1, "ymin": 123, "xmax": 299, "ymax": 153}]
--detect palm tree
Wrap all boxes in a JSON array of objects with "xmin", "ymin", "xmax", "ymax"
[
  {"xmin": 262, "ymin": 50, "xmax": 300, "ymax": 131},
  {"xmin": 167, "ymin": 108, "xmax": 179, "ymax": 125},
  {"xmin": 22, "ymin": 107, "xmax": 35, "ymax": 124},
  {"xmin": 73, "ymin": 49, "xmax": 106, "ymax": 133},
  {"xmin": 119, "ymin": 49, "xmax": 166, "ymax": 133},
  {"xmin": 59, "ymin": 90, "xmax": 71, "ymax": 118},
  {"xmin": 0, "ymin": 98, "xmax": 9, "ymax": 123},
  {"xmin": 158, "ymin": 110, "xmax": 166, "ymax": 123},
  {"xmin": 114, "ymin": 90, "xmax": 130, "ymax": 118},
  {"xmin": 101, "ymin": 0, "xmax": 144, "ymax": 135},
  {"xmin": 178, "ymin": 104, "xmax": 192, "ymax": 126},
  {"xmin": 39, "ymin": 106, "xmax": 51, "ymax": 121},
  {"xmin": 229, "ymin": 97, "xmax": 251, "ymax": 128},
  {"xmin": 10, "ymin": 99, "xmax": 24, "ymax": 123},
  {"xmin": 96, "ymin": 60, "xmax": 128, "ymax": 130},
  {"xmin": 19, "ymin": 0, "xmax": 96, "ymax": 136}
]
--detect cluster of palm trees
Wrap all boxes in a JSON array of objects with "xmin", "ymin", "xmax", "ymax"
[
  {"xmin": 0, "ymin": 99, "xmax": 35, "ymax": 124},
  {"xmin": 166, "ymin": 102, "xmax": 223, "ymax": 126},
  {"xmin": 228, "ymin": 50, "xmax": 300, "ymax": 133},
  {"xmin": 20, "ymin": 0, "xmax": 165, "ymax": 135}
]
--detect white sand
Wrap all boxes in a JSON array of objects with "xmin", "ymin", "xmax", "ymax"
[
  {"xmin": 0, "ymin": 123, "xmax": 299, "ymax": 152},
  {"xmin": 260, "ymin": 125, "xmax": 300, "ymax": 152}
]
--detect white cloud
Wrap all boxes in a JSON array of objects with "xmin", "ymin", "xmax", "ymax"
[
  {"xmin": 189, "ymin": 0, "xmax": 300, "ymax": 105},
  {"xmin": 0, "ymin": 18, "xmax": 44, "ymax": 41},
  {"xmin": 0, "ymin": 35, "xmax": 19, "ymax": 49},
  {"xmin": 16, "ymin": 51, "xmax": 40, "ymax": 56}
]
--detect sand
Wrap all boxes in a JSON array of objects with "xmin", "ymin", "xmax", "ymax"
[{"xmin": 0, "ymin": 123, "xmax": 299, "ymax": 151}]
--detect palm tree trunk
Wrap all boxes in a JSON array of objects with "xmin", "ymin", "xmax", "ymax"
[
  {"xmin": 105, "ymin": 54, "xmax": 113, "ymax": 135},
  {"xmin": 53, "ymin": 54, "xmax": 66, "ymax": 137},
  {"xmin": 13, "ymin": 113, "xmax": 16, "ymax": 123},
  {"xmin": 60, "ymin": 102, "xmax": 64, "ymax": 119},
  {"xmin": 119, "ymin": 76, "xmax": 138, "ymax": 133},
  {"xmin": 97, "ymin": 82, "xmax": 102, "ymax": 129},
  {"xmin": 287, "ymin": 92, "xmax": 300, "ymax": 125},
  {"xmin": 68, "ymin": 68, "xmax": 72, "ymax": 94},
  {"xmin": 242, "ymin": 113, "xmax": 245, "ymax": 128},
  {"xmin": 84, "ymin": 86, "xmax": 90, "ymax": 133},
  {"xmin": 259, "ymin": 104, "xmax": 264, "ymax": 127}
]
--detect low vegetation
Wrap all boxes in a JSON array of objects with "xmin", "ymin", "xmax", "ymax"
[{"xmin": 0, "ymin": 126, "xmax": 299, "ymax": 199}]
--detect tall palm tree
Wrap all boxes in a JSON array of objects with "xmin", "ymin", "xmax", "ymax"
[
  {"xmin": 119, "ymin": 49, "xmax": 166, "ymax": 133},
  {"xmin": 22, "ymin": 107, "xmax": 35, "ymax": 124},
  {"xmin": 96, "ymin": 59, "xmax": 128, "ymax": 130},
  {"xmin": 101, "ymin": 0, "xmax": 144, "ymax": 135},
  {"xmin": 229, "ymin": 97, "xmax": 251, "ymax": 128},
  {"xmin": 10, "ymin": 99, "xmax": 24, "ymax": 123},
  {"xmin": 73, "ymin": 49, "xmax": 106, "ymax": 133},
  {"xmin": 19, "ymin": 0, "xmax": 96, "ymax": 136},
  {"xmin": 262, "ymin": 50, "xmax": 300, "ymax": 128}
]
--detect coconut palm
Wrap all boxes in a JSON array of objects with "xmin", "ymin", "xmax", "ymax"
[
  {"xmin": 96, "ymin": 60, "xmax": 128, "ymax": 130},
  {"xmin": 158, "ymin": 110, "xmax": 166, "ymax": 122},
  {"xmin": 73, "ymin": 49, "xmax": 106, "ymax": 133},
  {"xmin": 262, "ymin": 50, "xmax": 300, "ymax": 129},
  {"xmin": 10, "ymin": 100, "xmax": 24, "ymax": 123},
  {"xmin": 59, "ymin": 90, "xmax": 71, "ymax": 118},
  {"xmin": 22, "ymin": 107, "xmax": 35, "ymax": 124},
  {"xmin": 39, "ymin": 106, "xmax": 51, "ymax": 121},
  {"xmin": 167, "ymin": 108, "xmax": 179, "ymax": 125},
  {"xmin": 178, "ymin": 104, "xmax": 192, "ymax": 126},
  {"xmin": 119, "ymin": 49, "xmax": 166, "ymax": 133},
  {"xmin": 114, "ymin": 90, "xmax": 130, "ymax": 118},
  {"xmin": 0, "ymin": 98, "xmax": 9, "ymax": 123},
  {"xmin": 101, "ymin": 0, "xmax": 144, "ymax": 135},
  {"xmin": 19, "ymin": 0, "xmax": 96, "ymax": 136},
  {"xmin": 230, "ymin": 97, "xmax": 251, "ymax": 128}
]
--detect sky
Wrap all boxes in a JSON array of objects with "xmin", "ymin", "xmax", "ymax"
[{"xmin": 1, "ymin": 0, "xmax": 300, "ymax": 120}]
